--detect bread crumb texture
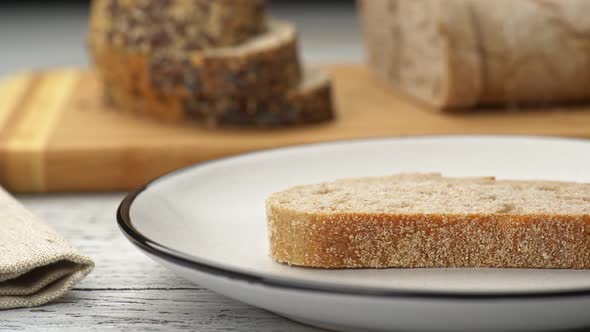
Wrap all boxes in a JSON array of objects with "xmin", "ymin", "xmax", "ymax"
[{"xmin": 266, "ymin": 173, "xmax": 590, "ymax": 268}]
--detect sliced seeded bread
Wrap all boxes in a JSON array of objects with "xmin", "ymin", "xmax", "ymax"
[
  {"xmin": 90, "ymin": 19, "xmax": 301, "ymax": 100},
  {"xmin": 88, "ymin": 0, "xmax": 334, "ymax": 127},
  {"xmin": 359, "ymin": 0, "xmax": 590, "ymax": 110},
  {"xmin": 104, "ymin": 66, "xmax": 334, "ymax": 126},
  {"xmin": 266, "ymin": 173, "xmax": 590, "ymax": 268}
]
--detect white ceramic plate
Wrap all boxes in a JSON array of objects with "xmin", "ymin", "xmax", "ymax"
[{"xmin": 118, "ymin": 136, "xmax": 590, "ymax": 332}]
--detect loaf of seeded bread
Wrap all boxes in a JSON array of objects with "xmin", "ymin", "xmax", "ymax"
[
  {"xmin": 88, "ymin": 0, "xmax": 334, "ymax": 127},
  {"xmin": 266, "ymin": 173, "xmax": 590, "ymax": 268},
  {"xmin": 359, "ymin": 0, "xmax": 590, "ymax": 110}
]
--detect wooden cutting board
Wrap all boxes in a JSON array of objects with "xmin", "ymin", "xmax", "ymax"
[{"xmin": 1, "ymin": 64, "xmax": 590, "ymax": 193}]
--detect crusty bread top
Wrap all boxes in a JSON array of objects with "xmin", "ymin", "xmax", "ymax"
[{"xmin": 267, "ymin": 173, "xmax": 590, "ymax": 215}]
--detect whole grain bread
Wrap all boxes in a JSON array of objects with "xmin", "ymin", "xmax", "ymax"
[
  {"xmin": 359, "ymin": 0, "xmax": 590, "ymax": 110},
  {"xmin": 266, "ymin": 173, "xmax": 590, "ymax": 268},
  {"xmin": 88, "ymin": 0, "xmax": 335, "ymax": 127},
  {"xmin": 90, "ymin": 19, "xmax": 301, "ymax": 100}
]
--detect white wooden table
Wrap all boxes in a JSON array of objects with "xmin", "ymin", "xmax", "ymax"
[
  {"xmin": 0, "ymin": 194, "xmax": 320, "ymax": 331},
  {"xmin": 0, "ymin": 2, "xmax": 361, "ymax": 330}
]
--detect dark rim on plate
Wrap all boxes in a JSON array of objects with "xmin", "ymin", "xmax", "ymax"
[{"xmin": 117, "ymin": 135, "xmax": 590, "ymax": 300}]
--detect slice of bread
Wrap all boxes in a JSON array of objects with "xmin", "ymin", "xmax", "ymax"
[
  {"xmin": 104, "ymin": 66, "xmax": 334, "ymax": 127},
  {"xmin": 90, "ymin": 19, "xmax": 301, "ymax": 102},
  {"xmin": 266, "ymin": 173, "xmax": 590, "ymax": 268},
  {"xmin": 358, "ymin": 0, "xmax": 480, "ymax": 109},
  {"xmin": 183, "ymin": 66, "xmax": 334, "ymax": 127}
]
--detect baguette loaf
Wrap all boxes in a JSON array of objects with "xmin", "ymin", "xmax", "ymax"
[
  {"xmin": 359, "ymin": 0, "xmax": 590, "ymax": 110},
  {"xmin": 266, "ymin": 173, "xmax": 590, "ymax": 268}
]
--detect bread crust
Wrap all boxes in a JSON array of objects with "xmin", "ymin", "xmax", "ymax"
[{"xmin": 266, "ymin": 174, "xmax": 590, "ymax": 268}]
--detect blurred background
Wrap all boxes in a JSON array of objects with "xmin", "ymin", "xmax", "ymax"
[{"xmin": 0, "ymin": 0, "xmax": 363, "ymax": 76}]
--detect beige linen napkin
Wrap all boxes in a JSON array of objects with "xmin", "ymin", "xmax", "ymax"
[{"xmin": 0, "ymin": 188, "xmax": 94, "ymax": 309}]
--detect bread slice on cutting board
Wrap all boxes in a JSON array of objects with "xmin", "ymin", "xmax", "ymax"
[
  {"xmin": 266, "ymin": 173, "xmax": 590, "ymax": 268},
  {"xmin": 104, "ymin": 66, "xmax": 334, "ymax": 127},
  {"xmin": 90, "ymin": 19, "xmax": 302, "ymax": 101},
  {"xmin": 359, "ymin": 0, "xmax": 590, "ymax": 110}
]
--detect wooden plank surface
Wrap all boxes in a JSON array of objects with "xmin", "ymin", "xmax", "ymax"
[
  {"xmin": 1, "ymin": 64, "xmax": 590, "ymax": 193},
  {"xmin": 0, "ymin": 193, "xmax": 320, "ymax": 331}
]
